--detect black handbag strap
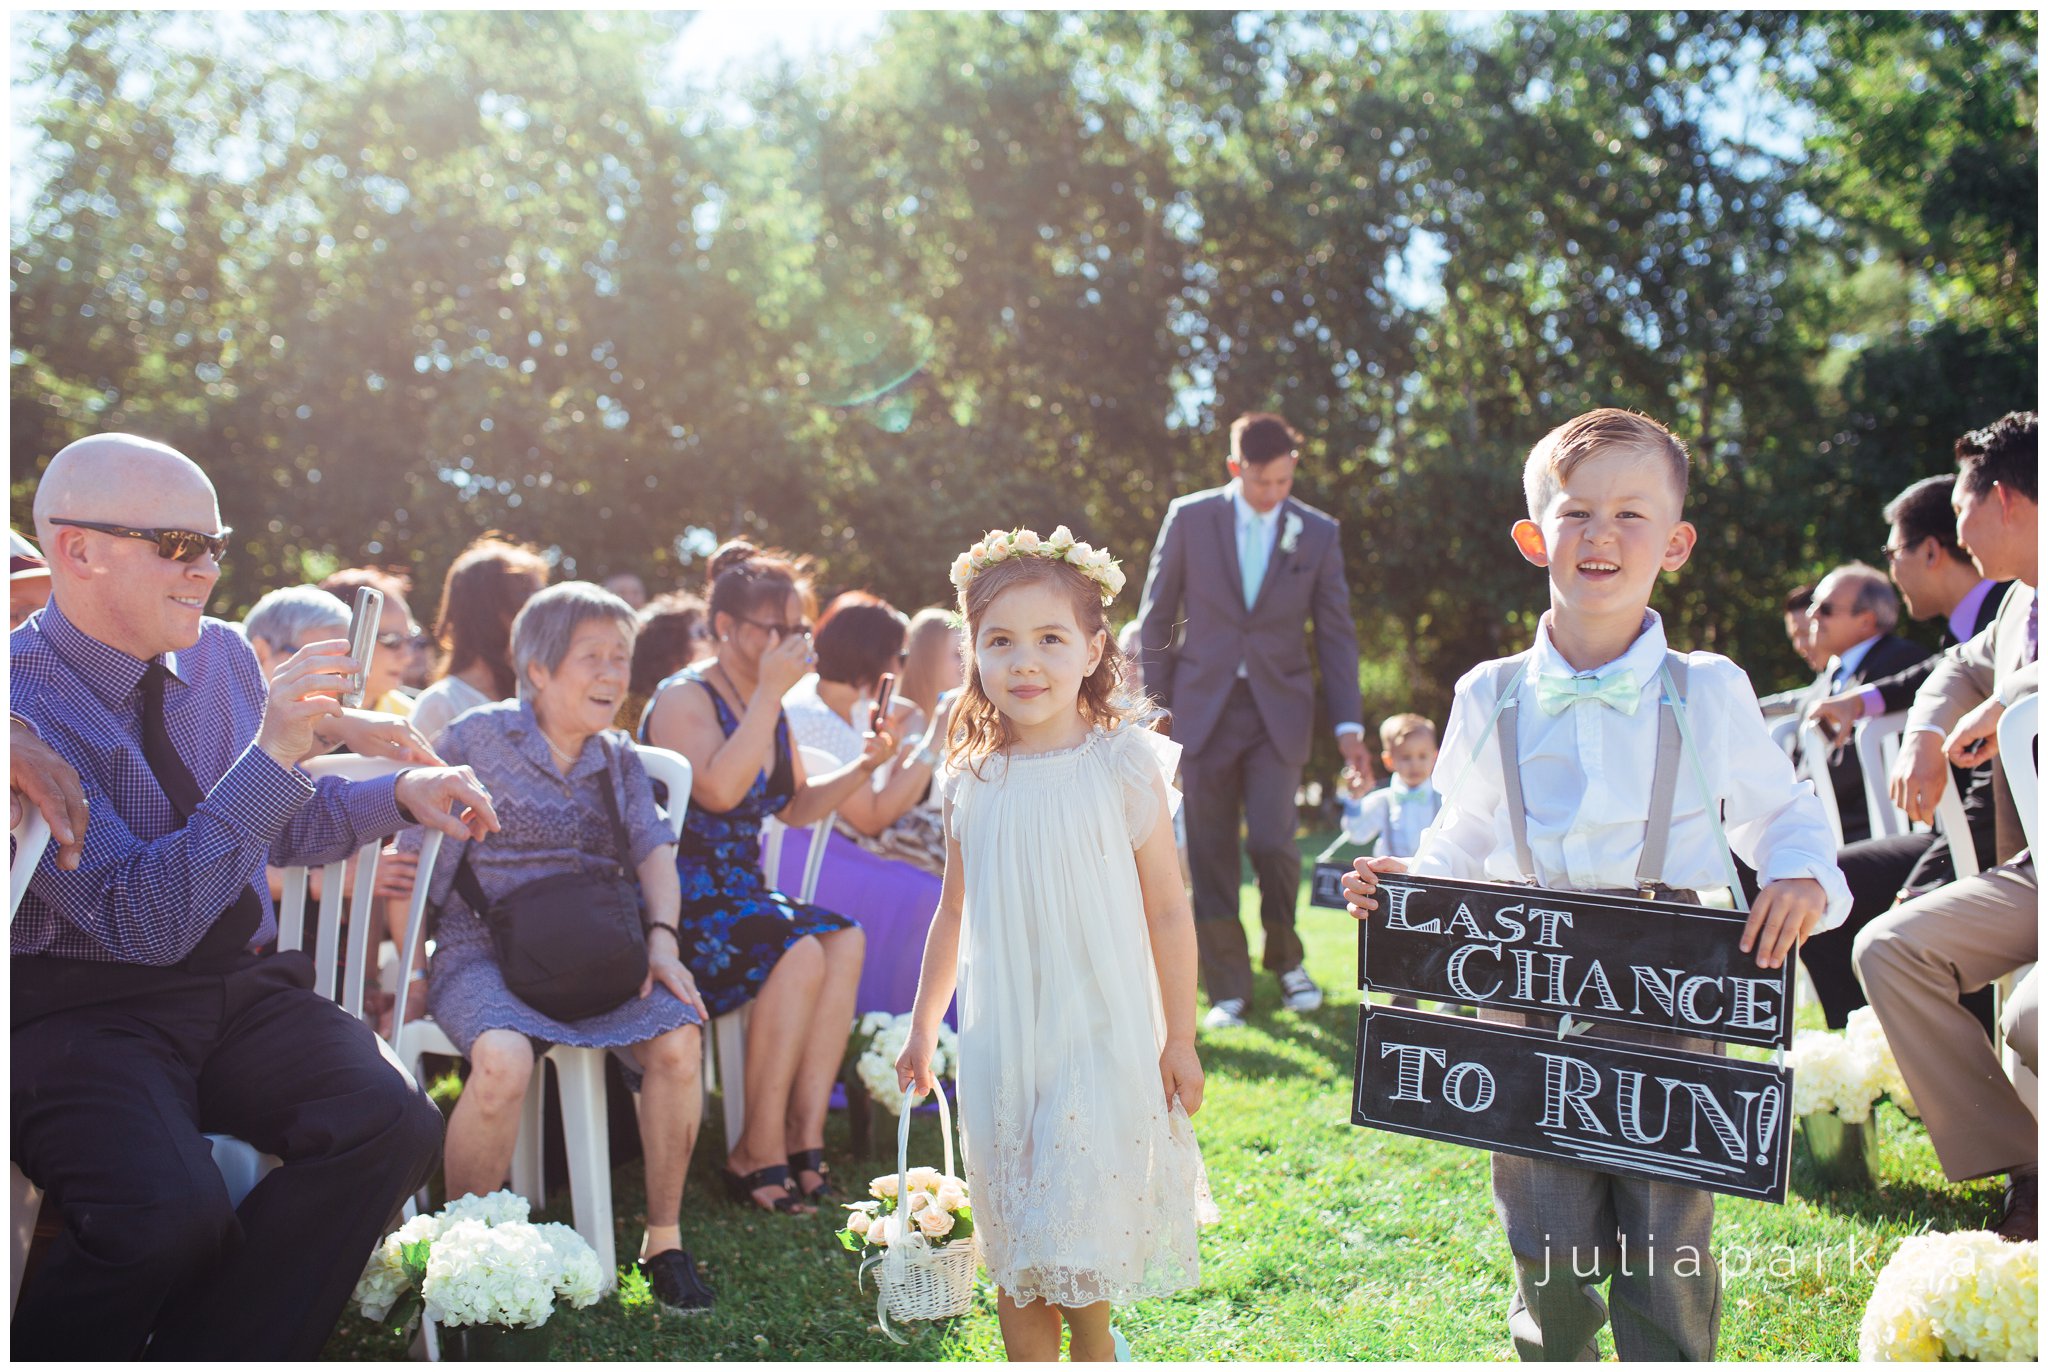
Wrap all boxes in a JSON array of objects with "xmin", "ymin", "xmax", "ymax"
[{"xmin": 450, "ymin": 734, "xmax": 637, "ymax": 919}]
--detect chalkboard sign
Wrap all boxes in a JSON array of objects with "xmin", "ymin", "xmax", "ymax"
[
  {"xmin": 1356, "ymin": 873, "xmax": 1792, "ymax": 1050},
  {"xmin": 1353, "ymin": 1006, "xmax": 1792, "ymax": 1204},
  {"xmin": 1309, "ymin": 859, "xmax": 1352, "ymax": 909}
]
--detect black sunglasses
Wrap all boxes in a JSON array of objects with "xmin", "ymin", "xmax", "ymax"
[
  {"xmin": 740, "ymin": 616, "xmax": 812, "ymax": 639},
  {"xmin": 50, "ymin": 518, "xmax": 231, "ymax": 564}
]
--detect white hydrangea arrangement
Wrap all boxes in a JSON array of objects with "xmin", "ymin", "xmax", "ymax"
[
  {"xmin": 836, "ymin": 1166, "xmax": 976, "ymax": 1253},
  {"xmin": 1786, "ymin": 1007, "xmax": 1916, "ymax": 1123},
  {"xmin": 850, "ymin": 1011, "xmax": 958, "ymax": 1113},
  {"xmin": 351, "ymin": 1189, "xmax": 605, "ymax": 1335},
  {"xmin": 1858, "ymin": 1230, "xmax": 2037, "ymax": 1361}
]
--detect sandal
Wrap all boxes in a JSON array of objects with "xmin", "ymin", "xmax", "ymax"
[
  {"xmin": 787, "ymin": 1147, "xmax": 834, "ymax": 1202},
  {"xmin": 722, "ymin": 1163, "xmax": 806, "ymax": 1215}
]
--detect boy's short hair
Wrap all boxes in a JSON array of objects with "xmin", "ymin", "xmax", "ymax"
[
  {"xmin": 1954, "ymin": 410, "xmax": 2036, "ymax": 502},
  {"xmin": 1522, "ymin": 408, "xmax": 1690, "ymax": 520},
  {"xmin": 1230, "ymin": 412, "xmax": 1304, "ymax": 466},
  {"xmin": 1379, "ymin": 713, "xmax": 1436, "ymax": 750}
]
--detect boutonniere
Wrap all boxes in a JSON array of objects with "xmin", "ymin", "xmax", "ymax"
[{"xmin": 1279, "ymin": 511, "xmax": 1304, "ymax": 556}]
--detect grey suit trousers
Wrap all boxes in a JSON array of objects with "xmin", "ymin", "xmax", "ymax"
[
  {"xmin": 1484, "ymin": 1009, "xmax": 1722, "ymax": 1362},
  {"xmin": 1179, "ymin": 680, "xmax": 1306, "ymax": 1006}
]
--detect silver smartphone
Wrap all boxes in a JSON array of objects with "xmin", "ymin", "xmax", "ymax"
[{"xmin": 341, "ymin": 586, "xmax": 383, "ymax": 709}]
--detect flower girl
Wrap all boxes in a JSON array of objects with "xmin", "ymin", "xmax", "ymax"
[{"xmin": 896, "ymin": 527, "xmax": 1212, "ymax": 1362}]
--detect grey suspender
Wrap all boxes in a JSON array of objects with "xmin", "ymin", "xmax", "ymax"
[{"xmin": 1491, "ymin": 653, "xmax": 1691, "ymax": 894}]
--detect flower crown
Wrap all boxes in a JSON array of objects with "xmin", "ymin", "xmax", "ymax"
[{"xmin": 948, "ymin": 525, "xmax": 1126, "ymax": 606}]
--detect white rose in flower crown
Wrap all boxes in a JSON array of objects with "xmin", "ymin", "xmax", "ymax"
[
  {"xmin": 1082, "ymin": 547, "xmax": 1113, "ymax": 574},
  {"xmin": 987, "ymin": 530, "xmax": 1013, "ymax": 558},
  {"xmin": 950, "ymin": 553, "xmax": 975, "ymax": 586},
  {"xmin": 1047, "ymin": 525, "xmax": 1076, "ymax": 553},
  {"xmin": 917, "ymin": 1207, "xmax": 956, "ymax": 1240},
  {"xmin": 1013, "ymin": 528, "xmax": 1042, "ymax": 553},
  {"xmin": 969, "ymin": 540, "xmax": 991, "ymax": 568}
]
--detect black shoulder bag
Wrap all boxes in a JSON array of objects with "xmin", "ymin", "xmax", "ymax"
[{"xmin": 452, "ymin": 737, "xmax": 650, "ymax": 1023}]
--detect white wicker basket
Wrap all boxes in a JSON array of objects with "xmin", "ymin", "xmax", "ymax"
[{"xmin": 860, "ymin": 1080, "xmax": 978, "ymax": 1342}]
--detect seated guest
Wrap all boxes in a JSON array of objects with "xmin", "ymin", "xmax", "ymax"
[
  {"xmin": 396, "ymin": 582, "xmax": 715, "ymax": 1313},
  {"xmin": 320, "ymin": 566, "xmax": 426, "ymax": 715},
  {"xmin": 624, "ymin": 590, "xmax": 712, "ymax": 737},
  {"xmin": 784, "ymin": 592, "xmax": 949, "ymax": 840},
  {"xmin": 643, "ymin": 542, "xmax": 883, "ymax": 1212},
  {"xmin": 11, "ymin": 433, "xmax": 493, "ymax": 1359},
  {"xmin": 1856, "ymin": 409, "xmax": 2039, "ymax": 1241},
  {"xmin": 1791, "ymin": 564, "xmax": 1931, "ymax": 842},
  {"xmin": 10, "ymin": 528, "xmax": 53, "ymax": 628},
  {"xmin": 243, "ymin": 584, "xmax": 351, "ymax": 678},
  {"xmin": 1758, "ymin": 583, "xmax": 1826, "ymax": 717},
  {"xmin": 412, "ymin": 534, "xmax": 549, "ymax": 741},
  {"xmin": 897, "ymin": 604, "xmax": 965, "ymax": 741},
  {"xmin": 1798, "ymin": 473, "xmax": 2009, "ymax": 1028}
]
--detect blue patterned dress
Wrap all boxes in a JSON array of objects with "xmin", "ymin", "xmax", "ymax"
[{"xmin": 646, "ymin": 666, "xmax": 856, "ymax": 1017}]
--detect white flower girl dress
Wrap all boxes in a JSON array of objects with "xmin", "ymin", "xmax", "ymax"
[{"xmin": 942, "ymin": 724, "xmax": 1215, "ymax": 1308}]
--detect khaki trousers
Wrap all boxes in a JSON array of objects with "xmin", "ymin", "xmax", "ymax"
[{"xmin": 1853, "ymin": 857, "xmax": 2039, "ymax": 1182}]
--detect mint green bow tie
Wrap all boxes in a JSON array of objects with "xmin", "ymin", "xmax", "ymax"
[{"xmin": 1532, "ymin": 666, "xmax": 1641, "ymax": 716}]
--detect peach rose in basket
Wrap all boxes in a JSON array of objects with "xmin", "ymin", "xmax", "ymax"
[
  {"xmin": 916, "ymin": 1207, "xmax": 956, "ymax": 1240},
  {"xmin": 937, "ymin": 1181, "xmax": 968, "ymax": 1212},
  {"xmin": 905, "ymin": 1167, "xmax": 942, "ymax": 1190},
  {"xmin": 870, "ymin": 1175, "xmax": 900, "ymax": 1201}
]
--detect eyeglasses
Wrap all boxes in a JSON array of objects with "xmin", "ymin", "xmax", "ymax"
[
  {"xmin": 374, "ymin": 629, "xmax": 422, "ymax": 651},
  {"xmin": 1879, "ymin": 539, "xmax": 1924, "ymax": 564},
  {"xmin": 1811, "ymin": 601, "xmax": 1851, "ymax": 619},
  {"xmin": 739, "ymin": 616, "xmax": 812, "ymax": 639},
  {"xmin": 49, "ymin": 518, "xmax": 231, "ymax": 563}
]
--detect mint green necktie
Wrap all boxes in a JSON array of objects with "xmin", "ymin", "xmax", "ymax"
[{"xmin": 1531, "ymin": 665, "xmax": 1641, "ymax": 716}]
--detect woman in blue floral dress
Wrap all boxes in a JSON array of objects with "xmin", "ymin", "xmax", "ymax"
[{"xmin": 643, "ymin": 542, "xmax": 894, "ymax": 1214}]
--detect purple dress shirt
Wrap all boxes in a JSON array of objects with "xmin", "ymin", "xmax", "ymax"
[{"xmin": 10, "ymin": 602, "xmax": 404, "ymax": 965}]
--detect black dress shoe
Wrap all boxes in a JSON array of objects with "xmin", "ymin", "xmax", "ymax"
[
  {"xmin": 639, "ymin": 1248, "xmax": 716, "ymax": 1315},
  {"xmin": 1992, "ymin": 1172, "xmax": 2037, "ymax": 1242}
]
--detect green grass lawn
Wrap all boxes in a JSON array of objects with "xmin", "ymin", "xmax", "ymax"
[{"xmin": 322, "ymin": 832, "xmax": 2004, "ymax": 1360}]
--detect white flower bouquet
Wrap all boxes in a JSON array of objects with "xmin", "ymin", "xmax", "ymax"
[
  {"xmin": 849, "ymin": 1011, "xmax": 958, "ymax": 1113},
  {"xmin": 351, "ymin": 1189, "xmax": 605, "ymax": 1336},
  {"xmin": 1859, "ymin": 1229, "xmax": 2037, "ymax": 1361},
  {"xmin": 1786, "ymin": 1007, "xmax": 1916, "ymax": 1123}
]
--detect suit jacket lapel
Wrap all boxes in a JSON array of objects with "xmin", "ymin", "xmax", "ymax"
[{"xmin": 1214, "ymin": 492, "xmax": 1246, "ymax": 616}]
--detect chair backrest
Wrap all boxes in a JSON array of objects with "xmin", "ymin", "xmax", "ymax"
[
  {"xmin": 1797, "ymin": 723, "xmax": 1848, "ymax": 847},
  {"xmin": 1932, "ymin": 772, "xmax": 1980, "ymax": 882},
  {"xmin": 1999, "ymin": 692, "xmax": 2038, "ymax": 854},
  {"xmin": 388, "ymin": 742, "xmax": 693, "ymax": 1040},
  {"xmin": 1854, "ymin": 712, "xmax": 1912, "ymax": 838},
  {"xmin": 794, "ymin": 744, "xmax": 842, "ymax": 904},
  {"xmin": 1768, "ymin": 713, "xmax": 1801, "ymax": 761},
  {"xmin": 9, "ymin": 808, "xmax": 51, "ymax": 920},
  {"xmin": 279, "ymin": 754, "xmax": 411, "ymax": 1016}
]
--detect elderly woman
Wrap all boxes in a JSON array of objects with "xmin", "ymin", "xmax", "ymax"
[
  {"xmin": 412, "ymin": 535, "xmax": 549, "ymax": 741},
  {"xmin": 320, "ymin": 566, "xmax": 424, "ymax": 716},
  {"xmin": 644, "ymin": 542, "xmax": 884, "ymax": 1214},
  {"xmin": 398, "ymin": 582, "xmax": 715, "ymax": 1315},
  {"xmin": 242, "ymin": 584, "xmax": 351, "ymax": 679}
]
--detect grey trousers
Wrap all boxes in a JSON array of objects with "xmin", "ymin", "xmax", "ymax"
[
  {"xmin": 1179, "ymin": 681, "xmax": 1305, "ymax": 1007},
  {"xmin": 1484, "ymin": 1010, "xmax": 1722, "ymax": 1361}
]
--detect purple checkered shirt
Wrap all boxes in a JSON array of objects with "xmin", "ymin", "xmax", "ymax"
[{"xmin": 10, "ymin": 601, "xmax": 405, "ymax": 965}]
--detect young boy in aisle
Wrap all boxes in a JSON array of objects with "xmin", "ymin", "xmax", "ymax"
[
  {"xmin": 1338, "ymin": 714, "xmax": 1440, "ymax": 1010},
  {"xmin": 1342, "ymin": 408, "xmax": 1849, "ymax": 1360}
]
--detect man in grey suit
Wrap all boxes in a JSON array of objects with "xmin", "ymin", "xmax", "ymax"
[{"xmin": 1135, "ymin": 412, "xmax": 1371, "ymax": 1029}]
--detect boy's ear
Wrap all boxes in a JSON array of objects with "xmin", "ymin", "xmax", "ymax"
[
  {"xmin": 1661, "ymin": 520, "xmax": 1699, "ymax": 573},
  {"xmin": 1511, "ymin": 519, "xmax": 1549, "ymax": 567},
  {"xmin": 1380, "ymin": 749, "xmax": 1396, "ymax": 772}
]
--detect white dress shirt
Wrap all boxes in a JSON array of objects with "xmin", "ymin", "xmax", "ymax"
[
  {"xmin": 1410, "ymin": 610, "xmax": 1853, "ymax": 928},
  {"xmin": 1342, "ymin": 776, "xmax": 1439, "ymax": 858},
  {"xmin": 1828, "ymin": 633, "xmax": 1882, "ymax": 694}
]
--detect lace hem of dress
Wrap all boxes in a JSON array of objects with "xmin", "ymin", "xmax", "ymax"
[{"xmin": 993, "ymin": 1259, "xmax": 1202, "ymax": 1311}]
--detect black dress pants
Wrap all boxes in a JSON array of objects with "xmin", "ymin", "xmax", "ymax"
[
  {"xmin": 11, "ymin": 951, "xmax": 445, "ymax": 1360},
  {"xmin": 1798, "ymin": 834, "xmax": 1996, "ymax": 1037},
  {"xmin": 1179, "ymin": 681, "xmax": 1305, "ymax": 1007}
]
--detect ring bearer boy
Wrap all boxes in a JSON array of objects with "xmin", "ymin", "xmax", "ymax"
[{"xmin": 1342, "ymin": 409, "xmax": 1849, "ymax": 1360}]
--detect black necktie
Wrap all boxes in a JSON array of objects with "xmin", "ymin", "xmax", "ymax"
[{"xmin": 140, "ymin": 660, "xmax": 264, "ymax": 971}]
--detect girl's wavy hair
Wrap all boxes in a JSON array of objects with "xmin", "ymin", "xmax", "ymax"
[{"xmin": 945, "ymin": 553, "xmax": 1144, "ymax": 775}]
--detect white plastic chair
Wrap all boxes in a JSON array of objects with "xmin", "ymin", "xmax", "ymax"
[
  {"xmin": 1768, "ymin": 712, "xmax": 1801, "ymax": 761},
  {"xmin": 388, "ymin": 743, "xmax": 694, "ymax": 1304},
  {"xmin": 713, "ymin": 744, "xmax": 842, "ymax": 1151},
  {"xmin": 1798, "ymin": 722, "xmax": 1849, "ymax": 848},
  {"xmin": 1854, "ymin": 711, "xmax": 1913, "ymax": 838},
  {"xmin": 1999, "ymin": 692, "xmax": 2037, "ymax": 854}
]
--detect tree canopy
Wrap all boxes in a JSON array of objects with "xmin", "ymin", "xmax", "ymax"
[{"xmin": 11, "ymin": 10, "xmax": 2036, "ymax": 731}]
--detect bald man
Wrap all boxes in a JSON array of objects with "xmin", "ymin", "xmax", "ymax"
[
  {"xmin": 1793, "ymin": 563, "xmax": 1931, "ymax": 843},
  {"xmin": 11, "ymin": 434, "xmax": 501, "ymax": 1358}
]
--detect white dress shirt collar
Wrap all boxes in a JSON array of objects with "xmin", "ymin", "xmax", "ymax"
[
  {"xmin": 1830, "ymin": 633, "xmax": 1883, "ymax": 689},
  {"xmin": 1527, "ymin": 608, "xmax": 1669, "ymax": 698},
  {"xmin": 1228, "ymin": 479, "xmax": 1282, "ymax": 532}
]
